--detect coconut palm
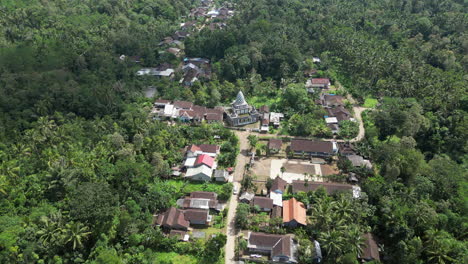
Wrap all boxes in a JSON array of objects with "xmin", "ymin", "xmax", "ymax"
[{"xmin": 61, "ymin": 222, "xmax": 92, "ymax": 250}]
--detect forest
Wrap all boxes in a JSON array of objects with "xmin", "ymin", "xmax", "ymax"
[{"xmin": 0, "ymin": 0, "xmax": 467, "ymax": 263}]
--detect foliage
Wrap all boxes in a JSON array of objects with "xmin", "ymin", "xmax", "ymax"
[{"xmin": 338, "ymin": 120, "xmax": 359, "ymax": 139}]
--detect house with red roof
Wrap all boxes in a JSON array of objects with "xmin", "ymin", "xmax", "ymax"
[
  {"xmin": 195, "ymin": 154, "xmax": 216, "ymax": 169},
  {"xmin": 306, "ymin": 78, "xmax": 331, "ymax": 93},
  {"xmin": 283, "ymin": 198, "xmax": 307, "ymax": 227}
]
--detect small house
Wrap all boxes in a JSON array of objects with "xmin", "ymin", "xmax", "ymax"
[
  {"xmin": 359, "ymin": 233, "xmax": 380, "ymax": 262},
  {"xmin": 253, "ymin": 196, "xmax": 274, "ymax": 212},
  {"xmin": 322, "ymin": 94, "xmax": 345, "ymax": 108},
  {"xmin": 155, "ymin": 207, "xmax": 190, "ymax": 231},
  {"xmin": 185, "ymin": 165, "xmax": 213, "ymax": 182},
  {"xmin": 247, "ymin": 232, "xmax": 297, "ymax": 263},
  {"xmin": 214, "ymin": 169, "xmax": 229, "ymax": 182},
  {"xmin": 184, "ymin": 209, "xmax": 212, "ymax": 226},
  {"xmin": 268, "ymin": 139, "xmax": 282, "ymax": 154},
  {"xmin": 239, "ymin": 192, "xmax": 255, "ymax": 203},
  {"xmin": 270, "ymin": 176, "xmax": 287, "ymax": 194}
]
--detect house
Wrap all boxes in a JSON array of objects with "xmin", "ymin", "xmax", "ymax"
[
  {"xmin": 313, "ymin": 57, "xmax": 321, "ymax": 63},
  {"xmin": 327, "ymin": 106, "xmax": 352, "ymax": 122},
  {"xmin": 346, "ymin": 155, "xmax": 373, "ymax": 169},
  {"xmin": 225, "ymin": 91, "xmax": 260, "ymax": 126},
  {"xmin": 270, "ymin": 112, "xmax": 284, "ymax": 128},
  {"xmin": 178, "ymin": 193, "xmax": 218, "ymax": 210},
  {"xmin": 155, "ymin": 207, "xmax": 190, "ymax": 231},
  {"xmin": 184, "ymin": 209, "xmax": 212, "ymax": 225},
  {"xmin": 167, "ymin": 47, "xmax": 182, "ymax": 57},
  {"xmin": 325, "ymin": 117, "xmax": 338, "ymax": 124},
  {"xmin": 322, "ymin": 94, "xmax": 345, "ymax": 108},
  {"xmin": 185, "ymin": 144, "xmax": 220, "ymax": 157},
  {"xmin": 247, "ymin": 232, "xmax": 297, "ymax": 263},
  {"xmin": 180, "ymin": 21, "xmax": 197, "ymax": 30},
  {"xmin": 270, "ymin": 176, "xmax": 287, "ymax": 194},
  {"xmin": 119, "ymin": 55, "xmax": 141, "ymax": 63},
  {"xmin": 173, "ymin": 31, "xmax": 190, "ymax": 40},
  {"xmin": 268, "ymin": 139, "xmax": 282, "ymax": 154},
  {"xmin": 239, "ymin": 192, "xmax": 255, "ymax": 203},
  {"xmin": 194, "ymin": 154, "xmax": 216, "ymax": 169},
  {"xmin": 259, "ymin": 105, "xmax": 270, "ymax": 114},
  {"xmin": 261, "ymin": 113, "xmax": 270, "ymax": 133},
  {"xmin": 173, "ymin": 100, "xmax": 193, "ymax": 110},
  {"xmin": 185, "ymin": 165, "xmax": 213, "ymax": 181},
  {"xmin": 306, "ymin": 78, "xmax": 331, "ymax": 92},
  {"xmin": 338, "ymin": 143, "xmax": 356, "ymax": 156},
  {"xmin": 291, "ymin": 180, "xmax": 361, "ymax": 198},
  {"xmin": 282, "ymin": 198, "xmax": 307, "ymax": 227},
  {"xmin": 169, "ymin": 230, "xmax": 190, "ymax": 241},
  {"xmin": 327, "ymin": 123, "xmax": 340, "ymax": 134},
  {"xmin": 269, "ymin": 192, "xmax": 283, "ymax": 207},
  {"xmin": 271, "ymin": 205, "xmax": 282, "ymax": 219},
  {"xmin": 214, "ymin": 169, "xmax": 229, "ymax": 182},
  {"xmin": 190, "ymin": 191, "xmax": 218, "ymax": 200},
  {"xmin": 136, "ymin": 64, "xmax": 175, "ymax": 78},
  {"xmin": 253, "ymin": 196, "xmax": 274, "ymax": 212},
  {"xmin": 360, "ymin": 233, "xmax": 380, "ymax": 262},
  {"xmin": 290, "ymin": 140, "xmax": 338, "ymax": 157}
]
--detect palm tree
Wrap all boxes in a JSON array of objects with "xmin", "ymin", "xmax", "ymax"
[
  {"xmin": 320, "ymin": 229, "xmax": 346, "ymax": 260},
  {"xmin": 61, "ymin": 222, "xmax": 92, "ymax": 250},
  {"xmin": 424, "ymin": 229, "xmax": 456, "ymax": 264},
  {"xmin": 37, "ymin": 216, "xmax": 61, "ymax": 247}
]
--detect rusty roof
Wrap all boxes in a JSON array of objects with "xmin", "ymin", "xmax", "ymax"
[{"xmin": 290, "ymin": 140, "xmax": 334, "ymax": 153}]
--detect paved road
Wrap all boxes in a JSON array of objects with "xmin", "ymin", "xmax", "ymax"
[{"xmin": 224, "ymin": 131, "xmax": 250, "ymax": 264}]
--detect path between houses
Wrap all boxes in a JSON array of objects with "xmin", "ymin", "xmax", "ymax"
[{"xmin": 224, "ymin": 131, "xmax": 250, "ymax": 264}]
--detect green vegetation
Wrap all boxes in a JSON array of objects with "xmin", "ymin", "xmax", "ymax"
[
  {"xmin": 0, "ymin": 0, "xmax": 466, "ymax": 263},
  {"xmin": 363, "ymin": 98, "xmax": 378, "ymax": 108}
]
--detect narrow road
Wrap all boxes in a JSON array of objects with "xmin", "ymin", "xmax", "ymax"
[
  {"xmin": 350, "ymin": 106, "xmax": 368, "ymax": 142},
  {"xmin": 224, "ymin": 131, "xmax": 250, "ymax": 264}
]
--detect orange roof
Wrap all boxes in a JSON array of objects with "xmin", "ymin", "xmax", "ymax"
[{"xmin": 282, "ymin": 198, "xmax": 307, "ymax": 226}]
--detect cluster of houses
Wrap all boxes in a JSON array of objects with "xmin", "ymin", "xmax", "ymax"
[
  {"xmin": 238, "ymin": 137, "xmax": 379, "ymax": 263},
  {"xmin": 151, "ymin": 99, "xmax": 224, "ymax": 123},
  {"xmin": 170, "ymin": 143, "xmax": 231, "ymax": 182},
  {"xmin": 154, "ymin": 191, "xmax": 223, "ymax": 241}
]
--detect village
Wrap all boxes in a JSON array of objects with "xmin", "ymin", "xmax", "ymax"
[{"xmin": 123, "ymin": 1, "xmax": 379, "ymax": 263}]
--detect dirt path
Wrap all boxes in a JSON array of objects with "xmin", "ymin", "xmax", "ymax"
[
  {"xmin": 224, "ymin": 131, "xmax": 250, "ymax": 264},
  {"xmin": 350, "ymin": 106, "xmax": 367, "ymax": 142}
]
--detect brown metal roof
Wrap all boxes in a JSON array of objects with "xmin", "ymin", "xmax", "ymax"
[
  {"xmin": 253, "ymin": 196, "xmax": 273, "ymax": 209},
  {"xmin": 271, "ymin": 205, "xmax": 282, "ymax": 218},
  {"xmin": 292, "ymin": 180, "xmax": 353, "ymax": 194},
  {"xmin": 248, "ymin": 232, "xmax": 292, "ymax": 258},
  {"xmin": 361, "ymin": 233, "xmax": 380, "ymax": 261},
  {"xmin": 190, "ymin": 191, "xmax": 217, "ymax": 200},
  {"xmin": 198, "ymin": 144, "xmax": 220, "ymax": 154},
  {"xmin": 184, "ymin": 209, "xmax": 208, "ymax": 223},
  {"xmin": 268, "ymin": 139, "xmax": 282, "ymax": 150},
  {"xmin": 290, "ymin": 140, "xmax": 333, "ymax": 153},
  {"xmin": 271, "ymin": 176, "xmax": 287, "ymax": 192},
  {"xmin": 156, "ymin": 207, "xmax": 189, "ymax": 230},
  {"xmin": 173, "ymin": 100, "xmax": 194, "ymax": 109}
]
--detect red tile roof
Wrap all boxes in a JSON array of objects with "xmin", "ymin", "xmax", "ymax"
[
  {"xmin": 283, "ymin": 198, "xmax": 307, "ymax": 226},
  {"xmin": 188, "ymin": 144, "xmax": 201, "ymax": 152},
  {"xmin": 195, "ymin": 154, "xmax": 215, "ymax": 168},
  {"xmin": 311, "ymin": 78, "xmax": 330, "ymax": 84}
]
